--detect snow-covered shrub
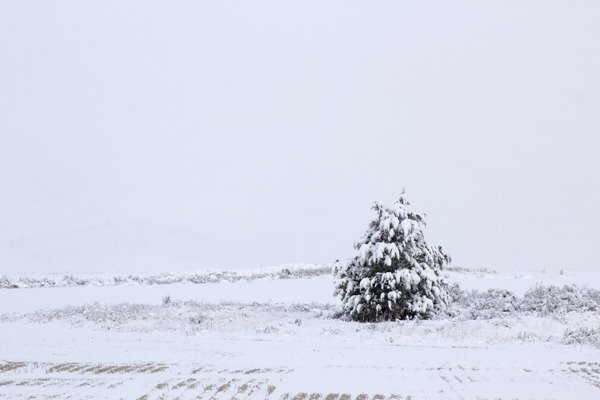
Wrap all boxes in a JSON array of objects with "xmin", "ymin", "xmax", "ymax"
[
  {"xmin": 562, "ymin": 327, "xmax": 600, "ymax": 348},
  {"xmin": 446, "ymin": 284, "xmax": 600, "ymax": 320},
  {"xmin": 63, "ymin": 274, "xmax": 89, "ymax": 286},
  {"xmin": 189, "ymin": 313, "xmax": 205, "ymax": 325},
  {"xmin": 448, "ymin": 286, "xmax": 518, "ymax": 320},
  {"xmin": 521, "ymin": 284, "xmax": 600, "ymax": 315},
  {"xmin": 335, "ymin": 193, "xmax": 451, "ymax": 322},
  {"xmin": 447, "ymin": 283, "xmax": 464, "ymax": 304},
  {"xmin": 0, "ymin": 276, "xmax": 18, "ymax": 289}
]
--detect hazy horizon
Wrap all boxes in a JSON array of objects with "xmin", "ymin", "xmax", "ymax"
[{"xmin": 1, "ymin": 1, "xmax": 599, "ymax": 274}]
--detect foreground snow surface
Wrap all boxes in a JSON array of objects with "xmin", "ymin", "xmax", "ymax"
[{"xmin": 1, "ymin": 267, "xmax": 599, "ymax": 399}]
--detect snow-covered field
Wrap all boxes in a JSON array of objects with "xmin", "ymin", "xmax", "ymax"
[{"xmin": 1, "ymin": 265, "xmax": 599, "ymax": 399}]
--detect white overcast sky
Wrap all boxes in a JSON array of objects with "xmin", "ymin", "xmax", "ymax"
[{"xmin": 1, "ymin": 1, "xmax": 599, "ymax": 274}]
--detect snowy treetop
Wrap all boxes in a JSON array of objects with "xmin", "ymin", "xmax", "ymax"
[{"xmin": 354, "ymin": 195, "xmax": 449, "ymax": 272}]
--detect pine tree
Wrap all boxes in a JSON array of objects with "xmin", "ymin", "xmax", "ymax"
[{"xmin": 334, "ymin": 193, "xmax": 451, "ymax": 322}]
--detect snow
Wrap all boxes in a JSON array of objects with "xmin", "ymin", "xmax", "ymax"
[
  {"xmin": 0, "ymin": 275, "xmax": 335, "ymax": 314},
  {"xmin": 1, "ymin": 265, "xmax": 599, "ymax": 399},
  {"xmin": 446, "ymin": 268, "xmax": 600, "ymax": 296}
]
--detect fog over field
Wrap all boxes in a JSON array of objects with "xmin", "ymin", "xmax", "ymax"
[{"xmin": 1, "ymin": 1, "xmax": 599, "ymax": 275}]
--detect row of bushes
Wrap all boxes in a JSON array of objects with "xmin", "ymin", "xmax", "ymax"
[
  {"xmin": 0, "ymin": 264, "xmax": 333, "ymax": 289},
  {"xmin": 448, "ymin": 283, "xmax": 600, "ymax": 319}
]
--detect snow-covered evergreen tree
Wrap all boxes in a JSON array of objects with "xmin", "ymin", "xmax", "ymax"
[{"xmin": 334, "ymin": 193, "xmax": 451, "ymax": 322}]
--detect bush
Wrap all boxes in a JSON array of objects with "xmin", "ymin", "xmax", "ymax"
[
  {"xmin": 562, "ymin": 327, "xmax": 600, "ymax": 347},
  {"xmin": 521, "ymin": 284, "xmax": 600, "ymax": 315},
  {"xmin": 334, "ymin": 193, "xmax": 450, "ymax": 322},
  {"xmin": 447, "ymin": 284, "xmax": 600, "ymax": 320},
  {"xmin": 452, "ymin": 288, "xmax": 519, "ymax": 320}
]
